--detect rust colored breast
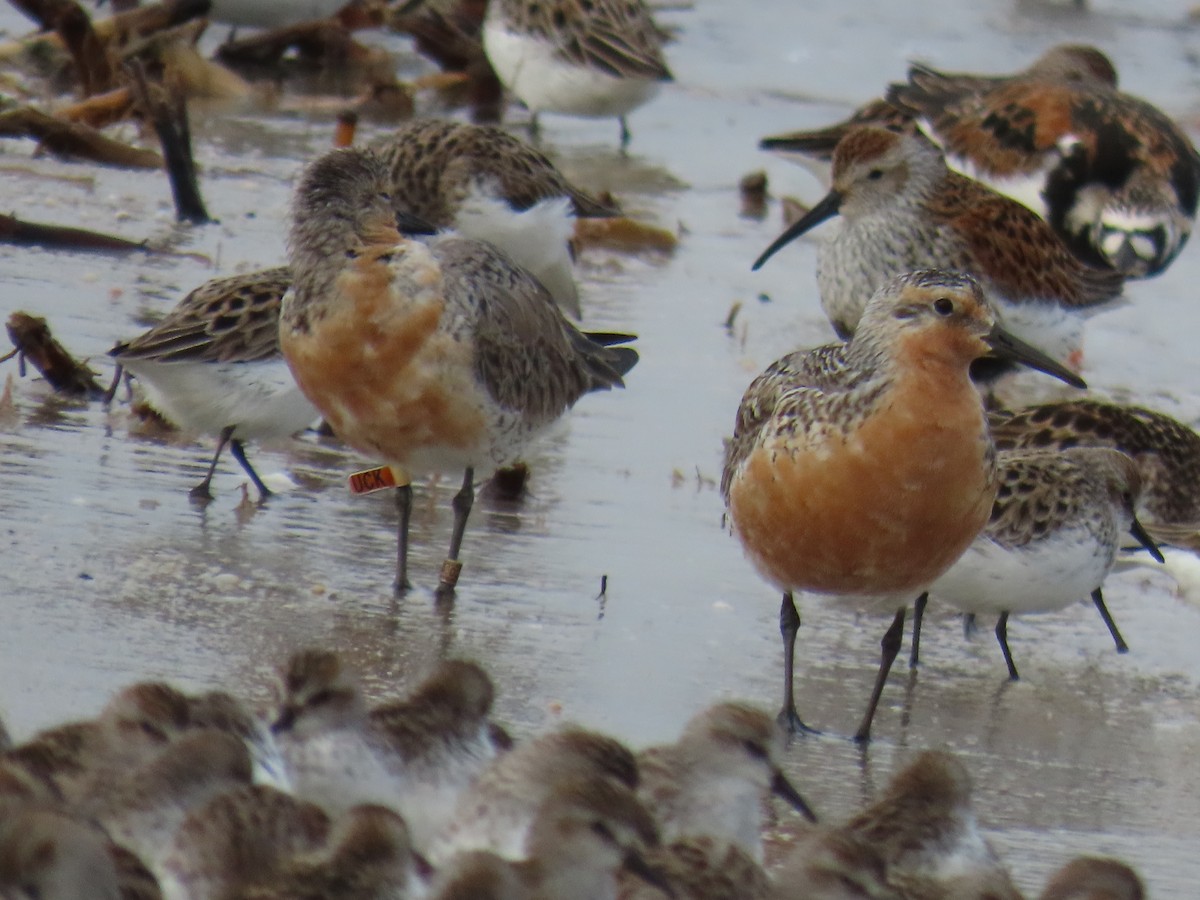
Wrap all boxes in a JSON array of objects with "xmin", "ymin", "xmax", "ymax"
[
  {"xmin": 728, "ymin": 366, "xmax": 995, "ymax": 597},
  {"xmin": 280, "ymin": 248, "xmax": 488, "ymax": 467}
]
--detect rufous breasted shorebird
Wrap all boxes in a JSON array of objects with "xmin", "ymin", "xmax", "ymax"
[
  {"xmin": 721, "ymin": 269, "xmax": 1085, "ymax": 741},
  {"xmin": 113, "ymin": 122, "xmax": 614, "ymax": 503},
  {"xmin": 280, "ymin": 147, "xmax": 638, "ymax": 596}
]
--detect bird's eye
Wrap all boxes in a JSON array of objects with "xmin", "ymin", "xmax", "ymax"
[
  {"xmin": 933, "ymin": 298, "xmax": 954, "ymax": 316},
  {"xmin": 308, "ymin": 690, "xmax": 334, "ymax": 707},
  {"xmin": 378, "ymin": 191, "xmax": 391, "ymax": 202},
  {"xmin": 743, "ymin": 740, "xmax": 768, "ymax": 760},
  {"xmin": 867, "ymin": 169, "xmax": 884, "ymax": 181},
  {"xmin": 590, "ymin": 821, "xmax": 616, "ymax": 843}
]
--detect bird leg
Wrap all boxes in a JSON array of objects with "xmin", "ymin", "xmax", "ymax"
[
  {"xmin": 995, "ymin": 612, "xmax": 1019, "ymax": 680},
  {"xmin": 436, "ymin": 467, "xmax": 474, "ymax": 599},
  {"xmin": 853, "ymin": 607, "xmax": 906, "ymax": 743},
  {"xmin": 1091, "ymin": 588, "xmax": 1129, "ymax": 653},
  {"xmin": 394, "ymin": 483, "xmax": 413, "ymax": 595},
  {"xmin": 962, "ymin": 613, "xmax": 977, "ymax": 639},
  {"xmin": 190, "ymin": 425, "xmax": 234, "ymax": 501},
  {"xmin": 777, "ymin": 592, "xmax": 819, "ymax": 735},
  {"xmin": 909, "ymin": 592, "xmax": 928, "ymax": 668},
  {"xmin": 229, "ymin": 439, "xmax": 273, "ymax": 501}
]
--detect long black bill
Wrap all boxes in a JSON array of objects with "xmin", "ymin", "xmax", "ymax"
[
  {"xmin": 752, "ymin": 189, "xmax": 843, "ymax": 271},
  {"xmin": 771, "ymin": 768, "xmax": 818, "ymax": 823},
  {"xmin": 395, "ymin": 209, "xmax": 439, "ymax": 236},
  {"xmin": 983, "ymin": 325, "xmax": 1087, "ymax": 389},
  {"xmin": 1130, "ymin": 516, "xmax": 1165, "ymax": 563}
]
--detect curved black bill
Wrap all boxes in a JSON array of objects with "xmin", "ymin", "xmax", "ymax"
[
  {"xmin": 752, "ymin": 190, "xmax": 843, "ymax": 271},
  {"xmin": 984, "ymin": 326, "xmax": 1086, "ymax": 389},
  {"xmin": 1130, "ymin": 516, "xmax": 1165, "ymax": 563},
  {"xmin": 772, "ymin": 768, "xmax": 818, "ymax": 823}
]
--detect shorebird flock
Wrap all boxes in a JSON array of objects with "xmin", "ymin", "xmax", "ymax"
[
  {"xmin": 0, "ymin": 652, "xmax": 1146, "ymax": 899},
  {"xmin": 4, "ymin": 0, "xmax": 1200, "ymax": 896}
]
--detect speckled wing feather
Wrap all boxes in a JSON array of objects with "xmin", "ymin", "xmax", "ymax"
[
  {"xmin": 892, "ymin": 66, "xmax": 1200, "ymax": 202},
  {"xmin": 985, "ymin": 450, "xmax": 1092, "ymax": 548},
  {"xmin": 991, "ymin": 400, "xmax": 1200, "ymax": 523},
  {"xmin": 110, "ymin": 268, "xmax": 291, "ymax": 365},
  {"xmin": 429, "ymin": 235, "xmax": 634, "ymax": 423},
  {"xmin": 843, "ymin": 751, "xmax": 1019, "ymax": 892},
  {"xmin": 618, "ymin": 837, "xmax": 769, "ymax": 900},
  {"xmin": 1058, "ymin": 90, "xmax": 1200, "ymax": 206},
  {"xmin": 721, "ymin": 344, "xmax": 872, "ymax": 500},
  {"xmin": 925, "ymin": 174, "xmax": 1125, "ymax": 308},
  {"xmin": 770, "ymin": 828, "xmax": 898, "ymax": 900},
  {"xmin": 376, "ymin": 120, "xmax": 619, "ymax": 222},
  {"xmin": 889, "ymin": 72, "xmax": 1075, "ymax": 179},
  {"xmin": 550, "ymin": 0, "xmax": 672, "ymax": 81}
]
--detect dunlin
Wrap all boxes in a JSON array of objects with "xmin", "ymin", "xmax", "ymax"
[
  {"xmin": 429, "ymin": 725, "xmax": 638, "ymax": 863},
  {"xmin": 110, "ymin": 267, "xmax": 316, "ymax": 501},
  {"xmin": 752, "ymin": 127, "xmax": 1124, "ymax": 369},
  {"xmin": 162, "ymin": 783, "xmax": 330, "ymax": 900},
  {"xmin": 759, "ymin": 44, "xmax": 1115, "ymax": 174},
  {"xmin": 925, "ymin": 447, "xmax": 1160, "ymax": 679},
  {"xmin": 991, "ymin": 400, "xmax": 1200, "ymax": 535},
  {"xmin": 79, "ymin": 729, "xmax": 254, "ymax": 877},
  {"xmin": 234, "ymin": 805, "xmax": 426, "ymax": 900},
  {"xmin": 281, "ymin": 147, "xmax": 638, "ymax": 595},
  {"xmin": 616, "ymin": 703, "xmax": 815, "ymax": 900},
  {"xmin": 270, "ymin": 649, "xmax": 506, "ymax": 852},
  {"xmin": 429, "ymin": 774, "xmax": 668, "ymax": 900},
  {"xmin": 374, "ymin": 118, "xmax": 619, "ymax": 319},
  {"xmin": 846, "ymin": 751, "xmax": 1021, "ymax": 899},
  {"xmin": 4, "ymin": 681, "xmax": 191, "ymax": 804},
  {"xmin": 721, "ymin": 269, "xmax": 1084, "ymax": 740},
  {"xmin": 481, "ymin": 0, "xmax": 673, "ymax": 146},
  {"xmin": 887, "ymin": 44, "xmax": 1199, "ymax": 277},
  {"xmin": 1038, "ymin": 856, "xmax": 1144, "ymax": 900},
  {"xmin": 636, "ymin": 702, "xmax": 816, "ymax": 854}
]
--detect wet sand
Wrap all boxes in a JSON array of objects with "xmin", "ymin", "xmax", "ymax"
[{"xmin": 2, "ymin": 0, "xmax": 1200, "ymax": 893}]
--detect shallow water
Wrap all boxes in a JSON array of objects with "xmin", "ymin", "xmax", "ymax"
[{"xmin": 2, "ymin": 0, "xmax": 1200, "ymax": 894}]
